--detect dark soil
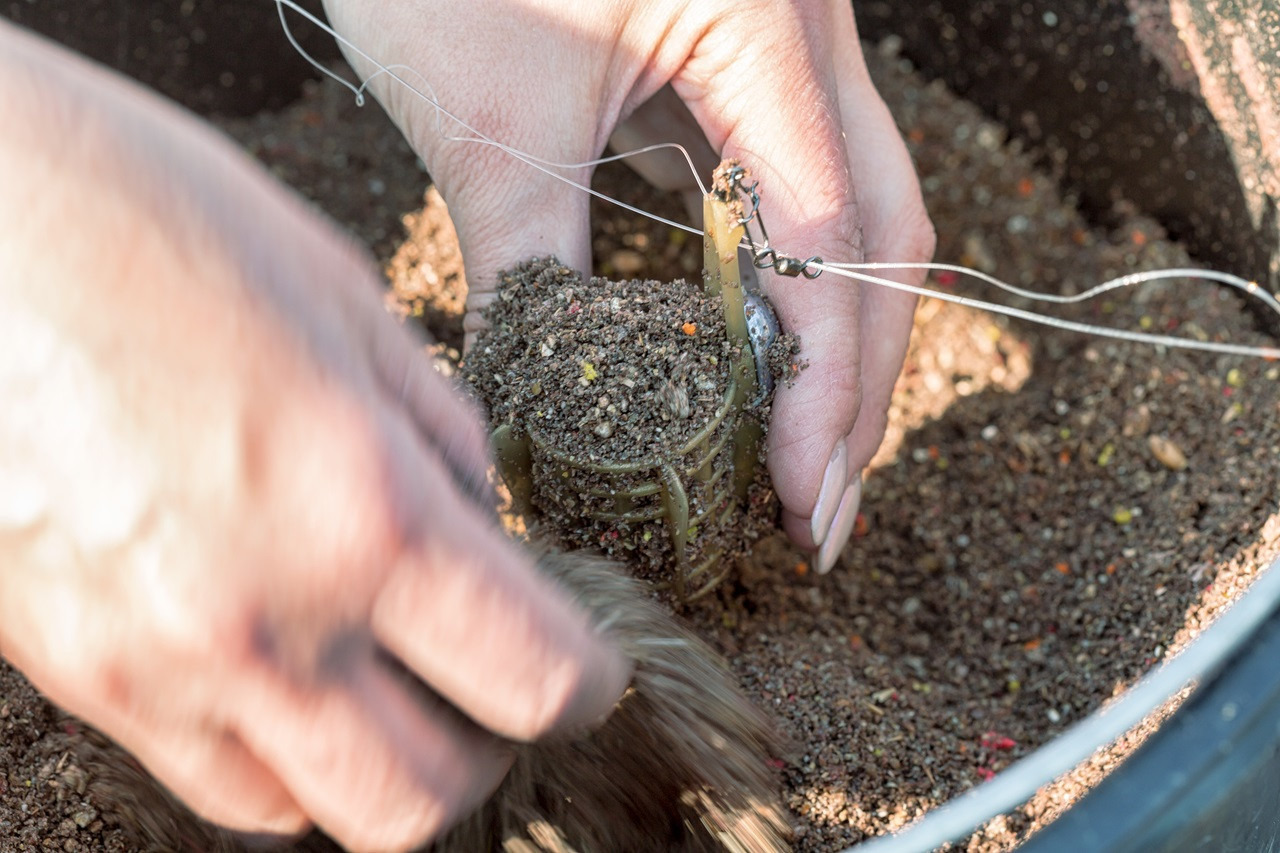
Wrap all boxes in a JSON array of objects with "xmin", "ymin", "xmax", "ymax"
[
  {"xmin": 468, "ymin": 259, "xmax": 734, "ymax": 464},
  {"xmin": 465, "ymin": 257, "xmax": 783, "ymax": 594},
  {"xmin": 695, "ymin": 40, "xmax": 1280, "ymax": 851},
  {"xmin": 4, "ymin": 33, "xmax": 1280, "ymax": 853},
  {"xmin": 0, "ymin": 671, "xmax": 126, "ymax": 852}
]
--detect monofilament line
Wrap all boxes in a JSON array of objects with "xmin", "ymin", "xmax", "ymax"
[
  {"xmin": 816, "ymin": 262, "xmax": 1280, "ymax": 359},
  {"xmin": 273, "ymin": 1, "xmax": 707, "ymax": 204},
  {"xmin": 272, "ymin": 0, "xmax": 1280, "ymax": 361}
]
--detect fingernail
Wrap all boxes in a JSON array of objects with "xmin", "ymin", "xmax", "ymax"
[
  {"xmin": 817, "ymin": 476, "xmax": 862, "ymax": 575},
  {"xmin": 810, "ymin": 442, "xmax": 848, "ymax": 547}
]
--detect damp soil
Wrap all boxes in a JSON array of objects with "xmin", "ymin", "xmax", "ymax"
[{"xmin": 4, "ymin": 38, "xmax": 1280, "ymax": 853}]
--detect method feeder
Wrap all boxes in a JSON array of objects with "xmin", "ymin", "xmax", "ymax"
[{"xmin": 491, "ymin": 163, "xmax": 784, "ymax": 603}]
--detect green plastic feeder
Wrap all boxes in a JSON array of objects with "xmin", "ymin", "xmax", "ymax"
[{"xmin": 491, "ymin": 190, "xmax": 766, "ymax": 603}]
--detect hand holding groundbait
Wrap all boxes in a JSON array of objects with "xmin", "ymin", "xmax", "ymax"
[
  {"xmin": 326, "ymin": 0, "xmax": 937, "ymax": 572},
  {"xmin": 0, "ymin": 20, "xmax": 629, "ymax": 852}
]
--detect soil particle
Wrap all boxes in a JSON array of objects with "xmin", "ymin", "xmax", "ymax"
[{"xmin": 382, "ymin": 187, "xmax": 469, "ymax": 353}]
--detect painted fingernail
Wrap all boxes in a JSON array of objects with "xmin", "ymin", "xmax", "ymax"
[
  {"xmin": 810, "ymin": 442, "xmax": 848, "ymax": 547},
  {"xmin": 817, "ymin": 476, "xmax": 862, "ymax": 575}
]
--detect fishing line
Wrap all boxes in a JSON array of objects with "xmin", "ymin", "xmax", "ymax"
[
  {"xmin": 274, "ymin": 1, "xmax": 707, "ymax": 214},
  {"xmin": 830, "ymin": 262, "xmax": 1280, "ymax": 317},
  {"xmin": 815, "ymin": 262, "xmax": 1280, "ymax": 359},
  {"xmin": 272, "ymin": 0, "xmax": 1280, "ymax": 360}
]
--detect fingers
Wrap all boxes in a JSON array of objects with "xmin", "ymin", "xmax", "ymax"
[
  {"xmin": 366, "ymin": 307, "xmax": 495, "ymax": 507},
  {"xmin": 449, "ymin": 160, "xmax": 594, "ymax": 348},
  {"xmin": 843, "ymin": 261, "xmax": 923, "ymax": 471},
  {"xmin": 98, "ymin": 352, "xmax": 622, "ymax": 852},
  {"xmin": 371, "ymin": 450, "xmax": 632, "ymax": 739},
  {"xmin": 89, "ymin": 706, "xmax": 308, "ymax": 838},
  {"xmin": 834, "ymin": 11, "xmax": 935, "ymax": 473},
  {"xmin": 363, "ymin": 245, "xmax": 630, "ymax": 738},
  {"xmin": 232, "ymin": 652, "xmax": 511, "ymax": 851},
  {"xmin": 396, "ymin": 48, "xmax": 598, "ymax": 349},
  {"xmin": 222, "ymin": 345, "xmax": 627, "ymax": 848},
  {"xmin": 138, "ymin": 736, "xmax": 307, "ymax": 838},
  {"xmin": 367, "ymin": 401, "xmax": 632, "ymax": 742},
  {"xmin": 323, "ymin": 0, "xmax": 600, "ymax": 351},
  {"xmin": 672, "ymin": 0, "xmax": 932, "ymax": 570}
]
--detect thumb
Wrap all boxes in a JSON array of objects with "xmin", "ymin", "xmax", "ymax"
[{"xmin": 674, "ymin": 0, "xmax": 864, "ymax": 537}]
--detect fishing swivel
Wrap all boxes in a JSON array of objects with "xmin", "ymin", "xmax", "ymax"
[{"xmin": 716, "ymin": 163, "xmax": 824, "ymax": 280}]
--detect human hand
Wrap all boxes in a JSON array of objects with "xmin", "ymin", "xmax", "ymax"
[
  {"xmin": 0, "ymin": 21, "xmax": 629, "ymax": 852},
  {"xmin": 324, "ymin": 0, "xmax": 936, "ymax": 573}
]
